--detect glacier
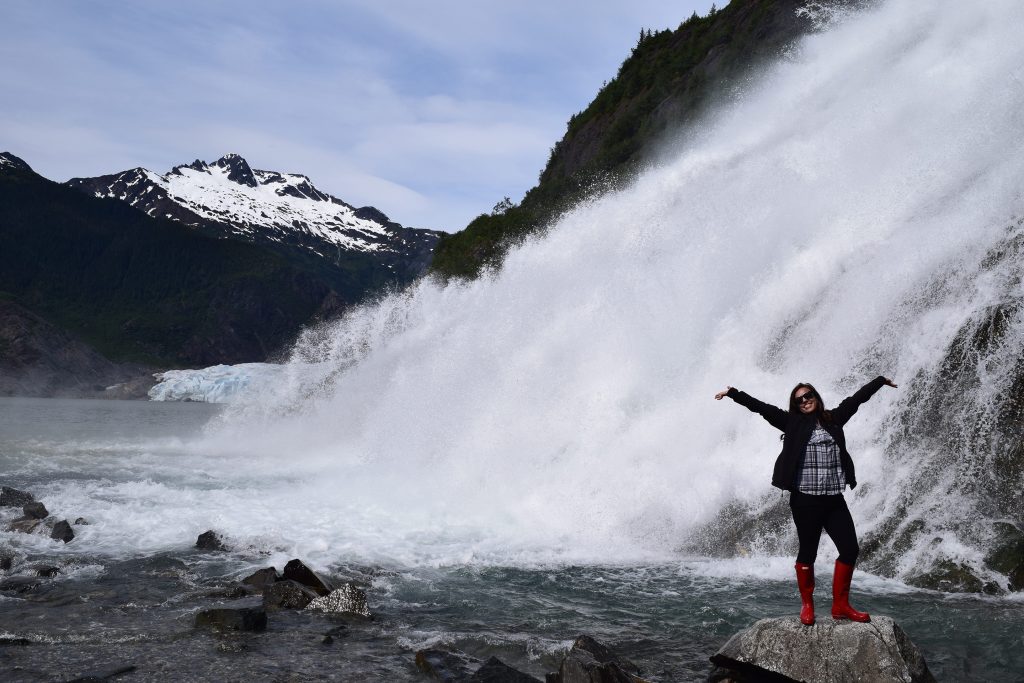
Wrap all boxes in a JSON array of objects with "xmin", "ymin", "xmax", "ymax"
[{"xmin": 148, "ymin": 363, "xmax": 285, "ymax": 403}]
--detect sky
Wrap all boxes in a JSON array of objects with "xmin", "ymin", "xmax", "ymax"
[{"xmin": 2, "ymin": 1, "xmax": 719, "ymax": 232}]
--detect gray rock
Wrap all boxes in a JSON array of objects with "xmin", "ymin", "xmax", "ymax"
[
  {"xmin": 548, "ymin": 635, "xmax": 644, "ymax": 683},
  {"xmin": 709, "ymin": 616, "xmax": 936, "ymax": 683},
  {"xmin": 415, "ymin": 648, "xmax": 481, "ymax": 681},
  {"xmin": 51, "ymin": 519, "xmax": 75, "ymax": 543},
  {"xmin": 23, "ymin": 501, "xmax": 48, "ymax": 519},
  {"xmin": 469, "ymin": 657, "xmax": 542, "ymax": 682},
  {"xmin": 0, "ymin": 549, "xmax": 13, "ymax": 571},
  {"xmin": 305, "ymin": 583, "xmax": 370, "ymax": 617},
  {"xmin": 74, "ymin": 517, "xmax": 90, "ymax": 525},
  {"xmin": 7, "ymin": 517, "xmax": 41, "ymax": 534},
  {"xmin": 35, "ymin": 565, "xmax": 60, "ymax": 577},
  {"xmin": 263, "ymin": 579, "xmax": 318, "ymax": 610},
  {"xmin": 1, "ymin": 486, "xmax": 35, "ymax": 507},
  {"xmin": 241, "ymin": 566, "xmax": 279, "ymax": 590},
  {"xmin": 194, "ymin": 606, "xmax": 267, "ymax": 632},
  {"xmin": 196, "ymin": 530, "xmax": 227, "ymax": 551},
  {"xmin": 282, "ymin": 558, "xmax": 333, "ymax": 596}
]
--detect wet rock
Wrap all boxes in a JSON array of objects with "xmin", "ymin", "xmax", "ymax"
[
  {"xmin": 415, "ymin": 648, "xmax": 481, "ymax": 681},
  {"xmin": 548, "ymin": 635, "xmax": 645, "ymax": 683},
  {"xmin": 23, "ymin": 501, "xmax": 48, "ymax": 519},
  {"xmin": 709, "ymin": 616, "xmax": 935, "ymax": 683},
  {"xmin": 194, "ymin": 606, "xmax": 267, "ymax": 632},
  {"xmin": 241, "ymin": 566, "xmax": 279, "ymax": 590},
  {"xmin": 51, "ymin": 519, "xmax": 75, "ymax": 543},
  {"xmin": 907, "ymin": 559, "xmax": 984, "ymax": 593},
  {"xmin": 306, "ymin": 583, "xmax": 370, "ymax": 617},
  {"xmin": 985, "ymin": 521, "xmax": 1024, "ymax": 591},
  {"xmin": 0, "ymin": 486, "xmax": 35, "ymax": 507},
  {"xmin": 35, "ymin": 565, "xmax": 60, "ymax": 578},
  {"xmin": 263, "ymin": 579, "xmax": 318, "ymax": 610},
  {"xmin": 282, "ymin": 558, "xmax": 333, "ymax": 596},
  {"xmin": 74, "ymin": 517, "xmax": 90, "ymax": 525},
  {"xmin": 196, "ymin": 530, "xmax": 227, "ymax": 551},
  {"xmin": 6, "ymin": 517, "xmax": 41, "ymax": 534},
  {"xmin": 469, "ymin": 657, "xmax": 542, "ymax": 682},
  {"xmin": 0, "ymin": 549, "xmax": 13, "ymax": 571}
]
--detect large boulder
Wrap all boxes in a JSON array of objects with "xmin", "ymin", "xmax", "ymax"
[
  {"xmin": 241, "ymin": 566, "xmax": 279, "ymax": 590},
  {"xmin": 282, "ymin": 558, "xmax": 333, "ymax": 596},
  {"xmin": 709, "ymin": 616, "xmax": 935, "ymax": 683},
  {"xmin": 305, "ymin": 583, "xmax": 370, "ymax": 617},
  {"xmin": 263, "ymin": 579, "xmax": 318, "ymax": 610},
  {"xmin": 195, "ymin": 530, "xmax": 227, "ymax": 551},
  {"xmin": 0, "ymin": 486, "xmax": 35, "ymax": 507},
  {"xmin": 23, "ymin": 501, "xmax": 49, "ymax": 519},
  {"xmin": 51, "ymin": 520, "xmax": 75, "ymax": 543},
  {"xmin": 548, "ymin": 635, "xmax": 645, "ymax": 683}
]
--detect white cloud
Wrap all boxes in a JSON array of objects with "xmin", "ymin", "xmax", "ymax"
[{"xmin": 2, "ymin": 0, "xmax": 719, "ymax": 231}]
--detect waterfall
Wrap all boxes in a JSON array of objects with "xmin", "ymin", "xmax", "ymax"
[{"xmin": 206, "ymin": 0, "xmax": 1024, "ymax": 584}]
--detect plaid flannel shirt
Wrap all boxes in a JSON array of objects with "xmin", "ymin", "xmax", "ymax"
[{"xmin": 795, "ymin": 426, "xmax": 846, "ymax": 495}]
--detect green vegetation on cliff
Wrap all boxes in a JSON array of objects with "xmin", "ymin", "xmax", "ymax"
[{"xmin": 430, "ymin": 0, "xmax": 828, "ymax": 279}]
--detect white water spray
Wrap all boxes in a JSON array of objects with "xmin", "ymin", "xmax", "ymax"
[{"xmin": 70, "ymin": 0, "xmax": 1024, "ymax": 575}]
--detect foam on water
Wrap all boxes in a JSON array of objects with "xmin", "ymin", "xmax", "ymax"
[{"xmin": 9, "ymin": 0, "xmax": 1024, "ymax": 580}]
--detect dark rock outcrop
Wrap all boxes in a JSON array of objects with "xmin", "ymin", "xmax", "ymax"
[
  {"xmin": 51, "ymin": 520, "xmax": 75, "ymax": 543},
  {"xmin": 305, "ymin": 583, "xmax": 370, "ymax": 617},
  {"xmin": 415, "ymin": 648, "xmax": 481, "ymax": 681},
  {"xmin": 709, "ymin": 616, "xmax": 935, "ymax": 683},
  {"xmin": 1, "ymin": 486, "xmax": 35, "ymax": 507},
  {"xmin": 23, "ymin": 501, "xmax": 48, "ymax": 519},
  {"xmin": 263, "ymin": 579, "xmax": 318, "ymax": 610},
  {"xmin": 469, "ymin": 657, "xmax": 542, "ymax": 683},
  {"xmin": 194, "ymin": 606, "xmax": 267, "ymax": 632},
  {"xmin": 548, "ymin": 635, "xmax": 645, "ymax": 683},
  {"xmin": 195, "ymin": 530, "xmax": 227, "ymax": 551},
  {"xmin": 35, "ymin": 565, "xmax": 60, "ymax": 578},
  {"xmin": 282, "ymin": 558, "xmax": 333, "ymax": 596},
  {"xmin": 241, "ymin": 566, "xmax": 279, "ymax": 590}
]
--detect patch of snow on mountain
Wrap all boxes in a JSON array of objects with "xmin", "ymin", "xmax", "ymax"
[{"xmin": 159, "ymin": 158, "xmax": 389, "ymax": 252}]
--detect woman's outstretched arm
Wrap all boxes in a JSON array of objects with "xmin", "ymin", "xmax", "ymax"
[
  {"xmin": 715, "ymin": 386, "xmax": 788, "ymax": 431},
  {"xmin": 830, "ymin": 376, "xmax": 897, "ymax": 425}
]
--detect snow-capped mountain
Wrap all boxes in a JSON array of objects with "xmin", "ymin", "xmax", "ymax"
[{"xmin": 66, "ymin": 154, "xmax": 440, "ymax": 281}]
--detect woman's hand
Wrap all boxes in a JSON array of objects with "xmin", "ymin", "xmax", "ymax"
[
  {"xmin": 883, "ymin": 377, "xmax": 898, "ymax": 388},
  {"xmin": 715, "ymin": 387, "xmax": 733, "ymax": 400}
]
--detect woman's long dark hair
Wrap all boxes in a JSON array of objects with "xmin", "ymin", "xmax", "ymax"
[{"xmin": 789, "ymin": 382, "xmax": 833, "ymax": 423}]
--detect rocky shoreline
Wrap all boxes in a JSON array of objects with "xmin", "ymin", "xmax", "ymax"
[{"xmin": 1, "ymin": 485, "xmax": 946, "ymax": 682}]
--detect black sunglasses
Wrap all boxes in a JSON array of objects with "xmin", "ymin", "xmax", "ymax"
[{"xmin": 795, "ymin": 392, "xmax": 817, "ymax": 404}]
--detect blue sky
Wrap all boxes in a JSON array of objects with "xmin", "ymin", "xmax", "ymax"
[{"xmin": 2, "ymin": 1, "xmax": 718, "ymax": 231}]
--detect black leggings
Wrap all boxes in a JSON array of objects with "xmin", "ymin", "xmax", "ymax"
[{"xmin": 789, "ymin": 492, "xmax": 860, "ymax": 565}]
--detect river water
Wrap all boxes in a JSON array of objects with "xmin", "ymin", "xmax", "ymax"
[{"xmin": 1, "ymin": 398, "xmax": 1022, "ymax": 681}]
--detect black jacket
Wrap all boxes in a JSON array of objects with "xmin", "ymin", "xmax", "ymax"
[{"xmin": 726, "ymin": 376, "xmax": 888, "ymax": 491}]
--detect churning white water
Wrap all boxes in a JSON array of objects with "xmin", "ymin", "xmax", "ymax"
[{"xmin": 18, "ymin": 0, "xmax": 1024, "ymax": 578}]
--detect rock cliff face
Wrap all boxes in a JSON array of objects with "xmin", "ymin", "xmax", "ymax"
[
  {"xmin": 709, "ymin": 616, "xmax": 936, "ymax": 683},
  {"xmin": 0, "ymin": 300, "xmax": 152, "ymax": 398}
]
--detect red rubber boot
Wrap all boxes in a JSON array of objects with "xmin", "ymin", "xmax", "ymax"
[
  {"xmin": 831, "ymin": 560, "xmax": 870, "ymax": 622},
  {"xmin": 795, "ymin": 563, "xmax": 815, "ymax": 625}
]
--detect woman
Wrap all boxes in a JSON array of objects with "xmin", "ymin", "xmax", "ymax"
[{"xmin": 714, "ymin": 376, "xmax": 897, "ymax": 625}]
